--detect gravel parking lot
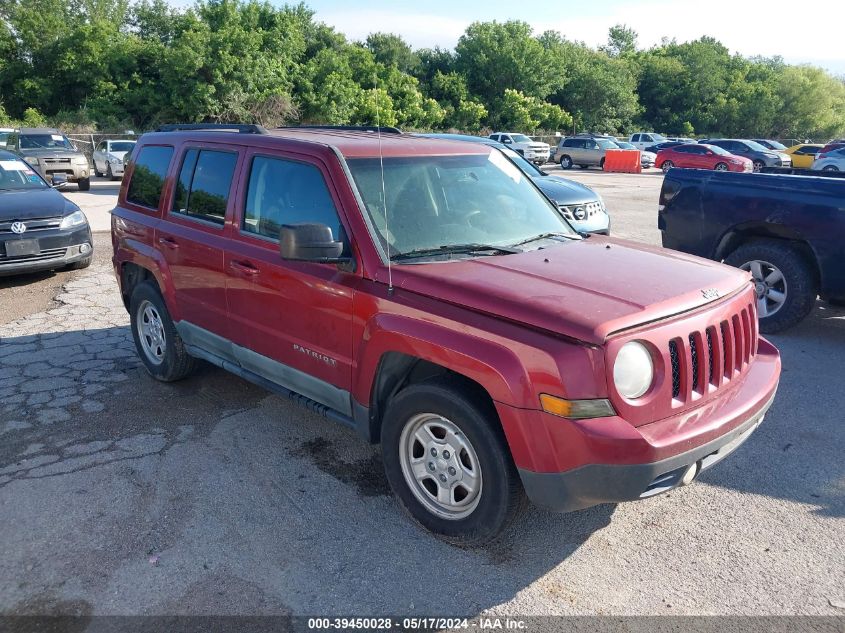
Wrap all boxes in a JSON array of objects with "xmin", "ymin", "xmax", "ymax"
[{"xmin": 1, "ymin": 172, "xmax": 843, "ymax": 617}]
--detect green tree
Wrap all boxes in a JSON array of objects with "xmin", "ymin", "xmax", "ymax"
[
  {"xmin": 365, "ymin": 32, "xmax": 419, "ymax": 74},
  {"xmin": 601, "ymin": 24, "xmax": 638, "ymax": 58},
  {"xmin": 455, "ymin": 21, "xmax": 562, "ymax": 104}
]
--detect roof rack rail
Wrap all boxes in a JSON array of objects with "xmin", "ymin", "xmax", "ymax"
[
  {"xmin": 276, "ymin": 125, "xmax": 402, "ymax": 135},
  {"xmin": 155, "ymin": 123, "xmax": 268, "ymax": 134}
]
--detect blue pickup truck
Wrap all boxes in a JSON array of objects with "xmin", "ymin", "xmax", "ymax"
[{"xmin": 659, "ymin": 168, "xmax": 845, "ymax": 332}]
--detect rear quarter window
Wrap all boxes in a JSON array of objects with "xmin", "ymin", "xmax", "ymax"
[{"xmin": 126, "ymin": 145, "xmax": 174, "ymax": 210}]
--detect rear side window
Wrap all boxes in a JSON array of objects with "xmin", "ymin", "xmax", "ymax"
[
  {"xmin": 126, "ymin": 145, "xmax": 173, "ymax": 210},
  {"xmin": 172, "ymin": 149, "xmax": 238, "ymax": 225},
  {"xmin": 631, "ymin": 134, "xmax": 640, "ymax": 142},
  {"xmin": 243, "ymin": 156, "xmax": 342, "ymax": 242}
]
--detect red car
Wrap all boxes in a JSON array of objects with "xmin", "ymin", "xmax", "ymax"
[
  {"xmin": 112, "ymin": 125, "xmax": 780, "ymax": 545},
  {"xmin": 657, "ymin": 143, "xmax": 753, "ymax": 173}
]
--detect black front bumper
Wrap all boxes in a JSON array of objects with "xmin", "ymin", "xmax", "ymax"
[
  {"xmin": 0, "ymin": 225, "xmax": 93, "ymax": 277},
  {"xmin": 519, "ymin": 391, "xmax": 775, "ymax": 513}
]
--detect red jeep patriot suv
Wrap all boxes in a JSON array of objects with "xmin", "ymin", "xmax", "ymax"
[{"xmin": 112, "ymin": 124, "xmax": 781, "ymax": 545}]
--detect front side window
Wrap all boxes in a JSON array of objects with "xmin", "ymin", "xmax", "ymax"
[
  {"xmin": 171, "ymin": 149, "xmax": 237, "ymax": 224},
  {"xmin": 243, "ymin": 156, "xmax": 342, "ymax": 241},
  {"xmin": 126, "ymin": 145, "xmax": 173, "ymax": 210},
  {"xmin": 347, "ymin": 150, "xmax": 577, "ymax": 259}
]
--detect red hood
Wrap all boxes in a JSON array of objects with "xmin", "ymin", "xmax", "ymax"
[{"xmin": 386, "ymin": 236, "xmax": 751, "ymax": 344}]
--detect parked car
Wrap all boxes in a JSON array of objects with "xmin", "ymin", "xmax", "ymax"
[
  {"xmin": 644, "ymin": 140, "xmax": 690, "ymax": 153},
  {"xmin": 93, "ymin": 139, "xmax": 136, "ymax": 180},
  {"xmin": 628, "ymin": 132, "xmax": 668, "ymax": 150},
  {"xmin": 112, "ymin": 123, "xmax": 780, "ymax": 545},
  {"xmin": 782, "ymin": 144, "xmax": 824, "ymax": 169},
  {"xmin": 5, "ymin": 127, "xmax": 92, "ymax": 190},
  {"xmin": 816, "ymin": 142, "xmax": 845, "ymax": 161},
  {"xmin": 555, "ymin": 135, "xmax": 619, "ymax": 170},
  {"xmin": 811, "ymin": 147, "xmax": 845, "ymax": 171},
  {"xmin": 0, "ymin": 149, "xmax": 92, "ymax": 276},
  {"xmin": 421, "ymin": 133, "xmax": 610, "ymax": 234},
  {"xmin": 701, "ymin": 139, "xmax": 791, "ymax": 172},
  {"xmin": 752, "ymin": 139, "xmax": 788, "ymax": 151},
  {"xmin": 656, "ymin": 143, "xmax": 752, "ymax": 173},
  {"xmin": 488, "ymin": 132, "xmax": 550, "ymax": 165},
  {"xmin": 659, "ymin": 168, "xmax": 845, "ymax": 331},
  {"xmin": 0, "ymin": 127, "xmax": 13, "ymax": 148},
  {"xmin": 613, "ymin": 140, "xmax": 656, "ymax": 168}
]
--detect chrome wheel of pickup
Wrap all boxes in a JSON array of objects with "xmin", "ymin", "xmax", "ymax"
[
  {"xmin": 137, "ymin": 300, "xmax": 166, "ymax": 365},
  {"xmin": 399, "ymin": 413, "xmax": 482, "ymax": 520},
  {"xmin": 741, "ymin": 259, "xmax": 787, "ymax": 318}
]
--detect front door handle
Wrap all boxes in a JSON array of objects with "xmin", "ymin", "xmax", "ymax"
[
  {"xmin": 158, "ymin": 236, "xmax": 179, "ymax": 249},
  {"xmin": 229, "ymin": 260, "xmax": 260, "ymax": 275}
]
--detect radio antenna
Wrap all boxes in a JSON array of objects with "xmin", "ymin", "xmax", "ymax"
[{"xmin": 374, "ymin": 72, "xmax": 393, "ymax": 294}]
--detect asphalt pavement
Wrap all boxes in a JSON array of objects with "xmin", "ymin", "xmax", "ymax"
[{"xmin": 0, "ymin": 172, "xmax": 842, "ymax": 617}]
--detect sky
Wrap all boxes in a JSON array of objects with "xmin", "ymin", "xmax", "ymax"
[{"xmin": 301, "ymin": 0, "xmax": 845, "ymax": 75}]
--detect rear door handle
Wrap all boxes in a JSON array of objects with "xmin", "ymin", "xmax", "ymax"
[
  {"xmin": 229, "ymin": 260, "xmax": 259, "ymax": 275},
  {"xmin": 158, "ymin": 236, "xmax": 179, "ymax": 249}
]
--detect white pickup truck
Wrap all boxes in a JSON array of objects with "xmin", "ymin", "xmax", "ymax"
[
  {"xmin": 628, "ymin": 132, "xmax": 668, "ymax": 151},
  {"xmin": 489, "ymin": 132, "xmax": 550, "ymax": 165}
]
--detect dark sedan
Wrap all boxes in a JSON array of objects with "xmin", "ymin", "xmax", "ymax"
[
  {"xmin": 0, "ymin": 149, "xmax": 93, "ymax": 276},
  {"xmin": 419, "ymin": 133, "xmax": 610, "ymax": 234}
]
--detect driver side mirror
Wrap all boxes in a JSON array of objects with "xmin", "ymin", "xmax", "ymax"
[
  {"xmin": 279, "ymin": 223, "xmax": 350, "ymax": 264},
  {"xmin": 50, "ymin": 174, "xmax": 68, "ymax": 188}
]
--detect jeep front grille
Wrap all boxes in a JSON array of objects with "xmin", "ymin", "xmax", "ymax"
[{"xmin": 668, "ymin": 303, "xmax": 757, "ymax": 404}]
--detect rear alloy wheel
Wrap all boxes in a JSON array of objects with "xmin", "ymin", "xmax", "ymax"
[
  {"xmin": 725, "ymin": 240, "xmax": 817, "ymax": 333},
  {"xmin": 715, "ymin": 162, "xmax": 729, "ymax": 171},
  {"xmin": 752, "ymin": 160, "xmax": 765, "ymax": 172},
  {"xmin": 823, "ymin": 165, "xmax": 839, "ymax": 172},
  {"xmin": 559, "ymin": 155, "xmax": 573, "ymax": 169},
  {"xmin": 382, "ymin": 378, "xmax": 526, "ymax": 546},
  {"xmin": 129, "ymin": 281, "xmax": 196, "ymax": 381},
  {"xmin": 661, "ymin": 160, "xmax": 674, "ymax": 173}
]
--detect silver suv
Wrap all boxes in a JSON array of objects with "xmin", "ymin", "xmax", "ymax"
[
  {"xmin": 554, "ymin": 135, "xmax": 618, "ymax": 170},
  {"xmin": 6, "ymin": 128, "xmax": 92, "ymax": 190}
]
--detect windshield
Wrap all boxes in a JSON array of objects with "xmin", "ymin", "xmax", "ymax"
[
  {"xmin": 615, "ymin": 141, "xmax": 635, "ymax": 149},
  {"xmin": 20, "ymin": 134, "xmax": 74, "ymax": 150},
  {"xmin": 109, "ymin": 141, "xmax": 135, "ymax": 152},
  {"xmin": 650, "ymin": 133, "xmax": 667, "ymax": 142},
  {"xmin": 347, "ymin": 151, "xmax": 577, "ymax": 261},
  {"xmin": 744, "ymin": 140, "xmax": 769, "ymax": 152},
  {"xmin": 511, "ymin": 134, "xmax": 533, "ymax": 143},
  {"xmin": 598, "ymin": 139, "xmax": 618, "ymax": 149},
  {"xmin": 501, "ymin": 147, "xmax": 543, "ymax": 177},
  {"xmin": 703, "ymin": 144, "xmax": 731, "ymax": 156},
  {"xmin": 0, "ymin": 157, "xmax": 47, "ymax": 190},
  {"xmin": 765, "ymin": 140, "xmax": 786, "ymax": 150}
]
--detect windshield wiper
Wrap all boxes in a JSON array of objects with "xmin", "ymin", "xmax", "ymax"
[
  {"xmin": 390, "ymin": 243, "xmax": 520, "ymax": 261},
  {"xmin": 511, "ymin": 232, "xmax": 576, "ymax": 248}
]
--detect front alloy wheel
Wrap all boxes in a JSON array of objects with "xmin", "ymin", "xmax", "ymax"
[
  {"xmin": 740, "ymin": 260, "xmax": 787, "ymax": 318},
  {"xmin": 381, "ymin": 379, "xmax": 526, "ymax": 546},
  {"xmin": 661, "ymin": 160, "xmax": 674, "ymax": 173},
  {"xmin": 399, "ymin": 413, "xmax": 482, "ymax": 520}
]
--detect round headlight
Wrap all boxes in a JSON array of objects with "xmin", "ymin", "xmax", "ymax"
[{"xmin": 613, "ymin": 341, "xmax": 654, "ymax": 399}]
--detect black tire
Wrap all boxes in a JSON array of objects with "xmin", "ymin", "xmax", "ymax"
[
  {"xmin": 823, "ymin": 165, "xmax": 839, "ymax": 172},
  {"xmin": 599, "ymin": 158, "xmax": 606, "ymax": 170},
  {"xmin": 63, "ymin": 255, "xmax": 92, "ymax": 271},
  {"xmin": 93, "ymin": 163, "xmax": 102, "ymax": 178},
  {"xmin": 752, "ymin": 160, "xmax": 765, "ymax": 172},
  {"xmin": 724, "ymin": 240, "xmax": 817, "ymax": 333},
  {"xmin": 381, "ymin": 378, "xmax": 526, "ymax": 546},
  {"xmin": 661, "ymin": 160, "xmax": 674, "ymax": 173},
  {"xmin": 77, "ymin": 177, "xmax": 91, "ymax": 191},
  {"xmin": 559, "ymin": 155, "xmax": 573, "ymax": 169},
  {"xmin": 106, "ymin": 164, "xmax": 117, "ymax": 180},
  {"xmin": 129, "ymin": 281, "xmax": 196, "ymax": 381}
]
